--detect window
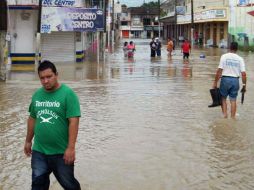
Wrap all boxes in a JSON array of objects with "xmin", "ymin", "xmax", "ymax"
[
  {"xmin": 121, "ymin": 21, "xmax": 128, "ymax": 26},
  {"xmin": 143, "ymin": 18, "xmax": 151, "ymax": 25},
  {"xmin": 132, "ymin": 17, "xmax": 141, "ymax": 25}
]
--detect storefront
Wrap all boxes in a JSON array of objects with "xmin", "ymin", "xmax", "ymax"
[
  {"xmin": 160, "ymin": 16, "xmax": 186, "ymax": 44},
  {"xmin": 177, "ymin": 8, "xmax": 229, "ymax": 47},
  {"xmin": 40, "ymin": 5, "xmax": 104, "ymax": 62},
  {"xmin": 41, "ymin": 32, "xmax": 75, "ymax": 63},
  {"xmin": 130, "ymin": 26, "xmax": 143, "ymax": 38}
]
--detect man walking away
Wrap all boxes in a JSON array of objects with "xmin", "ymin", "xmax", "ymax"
[
  {"xmin": 24, "ymin": 60, "xmax": 81, "ymax": 190},
  {"xmin": 212, "ymin": 42, "xmax": 247, "ymax": 119}
]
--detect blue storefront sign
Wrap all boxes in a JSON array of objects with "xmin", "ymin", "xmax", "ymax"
[
  {"xmin": 238, "ymin": 0, "xmax": 249, "ymax": 6},
  {"xmin": 41, "ymin": 7, "xmax": 104, "ymax": 33},
  {"xmin": 176, "ymin": 6, "xmax": 186, "ymax": 15}
]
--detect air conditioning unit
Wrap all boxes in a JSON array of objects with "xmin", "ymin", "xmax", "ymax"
[
  {"xmin": 20, "ymin": 11, "xmax": 31, "ymax": 20},
  {"xmin": 32, "ymin": 0, "xmax": 39, "ymax": 4}
]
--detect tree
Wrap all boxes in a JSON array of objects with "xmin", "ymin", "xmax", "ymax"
[
  {"xmin": 141, "ymin": 1, "xmax": 166, "ymax": 17},
  {"xmin": 141, "ymin": 1, "xmax": 159, "ymax": 9}
]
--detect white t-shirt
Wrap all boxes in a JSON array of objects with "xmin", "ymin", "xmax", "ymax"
[{"xmin": 218, "ymin": 52, "xmax": 246, "ymax": 77}]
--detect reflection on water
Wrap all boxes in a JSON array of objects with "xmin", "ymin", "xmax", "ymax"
[{"xmin": 1, "ymin": 39, "xmax": 254, "ymax": 190}]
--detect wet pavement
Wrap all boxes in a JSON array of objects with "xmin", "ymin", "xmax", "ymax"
[{"xmin": 1, "ymin": 39, "xmax": 254, "ymax": 190}]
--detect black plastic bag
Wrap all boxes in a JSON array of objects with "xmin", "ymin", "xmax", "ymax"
[{"xmin": 208, "ymin": 88, "xmax": 221, "ymax": 108}]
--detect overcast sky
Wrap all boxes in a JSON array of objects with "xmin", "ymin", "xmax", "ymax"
[{"xmin": 119, "ymin": 0, "xmax": 156, "ymax": 7}]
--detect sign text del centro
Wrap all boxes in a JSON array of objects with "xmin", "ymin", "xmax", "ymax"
[{"xmin": 42, "ymin": 0, "xmax": 75, "ymax": 7}]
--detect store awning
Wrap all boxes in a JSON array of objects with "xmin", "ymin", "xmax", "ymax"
[
  {"xmin": 144, "ymin": 26, "xmax": 153, "ymax": 31},
  {"xmin": 159, "ymin": 15, "xmax": 175, "ymax": 23},
  {"xmin": 248, "ymin": 10, "xmax": 254, "ymax": 17}
]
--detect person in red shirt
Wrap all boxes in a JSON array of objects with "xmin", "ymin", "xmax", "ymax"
[{"xmin": 181, "ymin": 39, "xmax": 191, "ymax": 59}]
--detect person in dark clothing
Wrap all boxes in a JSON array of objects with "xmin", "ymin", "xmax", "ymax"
[
  {"xmin": 150, "ymin": 37, "xmax": 157, "ymax": 57},
  {"xmin": 155, "ymin": 38, "xmax": 161, "ymax": 57}
]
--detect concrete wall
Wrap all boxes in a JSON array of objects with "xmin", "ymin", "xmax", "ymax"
[
  {"xmin": 229, "ymin": 3, "xmax": 254, "ymax": 50},
  {"xmin": 0, "ymin": 32, "xmax": 7, "ymax": 80}
]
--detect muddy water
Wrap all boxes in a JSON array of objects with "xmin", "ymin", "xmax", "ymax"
[{"xmin": 1, "ymin": 39, "xmax": 254, "ymax": 190}]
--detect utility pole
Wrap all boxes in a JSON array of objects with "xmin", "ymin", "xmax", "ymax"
[
  {"xmin": 35, "ymin": 0, "xmax": 42, "ymax": 68},
  {"xmin": 103, "ymin": 0, "xmax": 106, "ymax": 33},
  {"xmin": 107, "ymin": 0, "xmax": 111, "ymax": 50},
  {"xmin": 191, "ymin": 0, "xmax": 194, "ymax": 45},
  {"xmin": 158, "ymin": 0, "xmax": 160, "ymax": 39},
  {"xmin": 0, "ymin": 0, "xmax": 8, "ymax": 80},
  {"xmin": 37, "ymin": 0, "xmax": 42, "ymax": 33},
  {"xmin": 112, "ymin": 0, "xmax": 115, "ymax": 47},
  {"xmin": 174, "ymin": 0, "xmax": 177, "ymax": 45},
  {"xmin": 102, "ymin": 0, "xmax": 107, "ymax": 58}
]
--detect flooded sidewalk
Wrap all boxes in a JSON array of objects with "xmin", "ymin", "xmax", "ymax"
[{"xmin": 1, "ymin": 39, "xmax": 254, "ymax": 190}]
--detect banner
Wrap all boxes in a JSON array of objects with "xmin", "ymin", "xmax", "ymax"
[
  {"xmin": 41, "ymin": 7, "xmax": 104, "ymax": 33},
  {"xmin": 176, "ymin": 6, "xmax": 186, "ymax": 15},
  {"xmin": 238, "ymin": 0, "xmax": 249, "ymax": 6}
]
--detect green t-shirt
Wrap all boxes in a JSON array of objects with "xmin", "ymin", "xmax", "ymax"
[{"xmin": 29, "ymin": 84, "xmax": 81, "ymax": 155}]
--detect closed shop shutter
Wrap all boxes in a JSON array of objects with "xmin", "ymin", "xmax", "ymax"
[
  {"xmin": 122, "ymin": 30, "xmax": 129, "ymax": 38},
  {"xmin": 41, "ymin": 32, "xmax": 75, "ymax": 63}
]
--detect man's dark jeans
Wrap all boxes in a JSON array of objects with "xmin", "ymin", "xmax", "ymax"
[{"xmin": 31, "ymin": 150, "xmax": 81, "ymax": 190}]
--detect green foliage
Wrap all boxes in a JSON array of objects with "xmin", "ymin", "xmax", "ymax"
[
  {"xmin": 141, "ymin": 1, "xmax": 165, "ymax": 16},
  {"xmin": 160, "ymin": 10, "xmax": 167, "ymax": 17},
  {"xmin": 141, "ymin": 1, "xmax": 159, "ymax": 9}
]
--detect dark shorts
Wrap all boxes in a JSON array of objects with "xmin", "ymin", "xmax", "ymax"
[
  {"xmin": 183, "ymin": 52, "xmax": 189, "ymax": 59},
  {"xmin": 220, "ymin": 76, "xmax": 239, "ymax": 100}
]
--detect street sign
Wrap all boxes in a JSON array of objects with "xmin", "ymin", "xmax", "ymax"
[{"xmin": 41, "ymin": 7, "xmax": 104, "ymax": 33}]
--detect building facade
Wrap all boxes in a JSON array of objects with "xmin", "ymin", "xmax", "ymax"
[
  {"xmin": 160, "ymin": 0, "xmax": 229, "ymax": 48},
  {"xmin": 228, "ymin": 0, "xmax": 254, "ymax": 50},
  {"xmin": 4, "ymin": 0, "xmax": 108, "ymax": 73},
  {"xmin": 160, "ymin": 0, "xmax": 254, "ymax": 50},
  {"xmin": 119, "ymin": 6, "xmax": 161, "ymax": 39},
  {"xmin": 0, "ymin": 0, "xmax": 8, "ymax": 80}
]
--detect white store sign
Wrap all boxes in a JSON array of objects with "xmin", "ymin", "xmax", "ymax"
[
  {"xmin": 42, "ymin": 0, "xmax": 76, "ymax": 7},
  {"xmin": 177, "ymin": 9, "xmax": 227, "ymax": 24}
]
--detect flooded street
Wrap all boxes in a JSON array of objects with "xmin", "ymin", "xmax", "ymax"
[{"xmin": 1, "ymin": 39, "xmax": 254, "ymax": 190}]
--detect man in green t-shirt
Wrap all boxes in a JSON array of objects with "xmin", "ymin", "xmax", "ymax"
[{"xmin": 24, "ymin": 60, "xmax": 81, "ymax": 190}]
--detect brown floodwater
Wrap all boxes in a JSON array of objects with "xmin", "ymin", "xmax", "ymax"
[{"xmin": 1, "ymin": 39, "xmax": 254, "ymax": 190}]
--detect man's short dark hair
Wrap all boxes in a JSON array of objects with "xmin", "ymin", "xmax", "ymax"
[
  {"xmin": 38, "ymin": 60, "xmax": 57, "ymax": 75},
  {"xmin": 230, "ymin": 42, "xmax": 238, "ymax": 51}
]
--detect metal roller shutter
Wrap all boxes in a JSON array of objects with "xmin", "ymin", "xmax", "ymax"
[
  {"xmin": 41, "ymin": 32, "xmax": 75, "ymax": 63},
  {"xmin": 122, "ymin": 30, "xmax": 129, "ymax": 38}
]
